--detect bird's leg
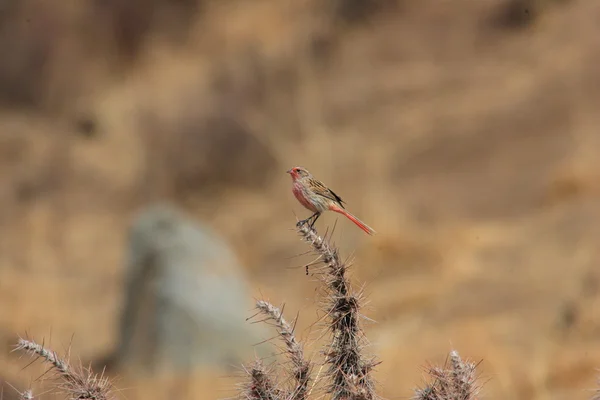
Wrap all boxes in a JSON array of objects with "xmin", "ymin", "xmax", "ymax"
[
  {"xmin": 298, "ymin": 212, "xmax": 319, "ymax": 228},
  {"xmin": 309, "ymin": 212, "xmax": 321, "ymax": 228},
  {"xmin": 296, "ymin": 212, "xmax": 320, "ymax": 228}
]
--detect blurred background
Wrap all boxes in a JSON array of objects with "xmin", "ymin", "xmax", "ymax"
[{"xmin": 1, "ymin": 0, "xmax": 600, "ymax": 399}]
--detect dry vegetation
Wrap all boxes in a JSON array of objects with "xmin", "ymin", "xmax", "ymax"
[
  {"xmin": 2, "ymin": 0, "xmax": 600, "ymax": 399},
  {"xmin": 13, "ymin": 338, "xmax": 114, "ymax": 400},
  {"xmin": 8, "ymin": 223, "xmax": 484, "ymax": 400}
]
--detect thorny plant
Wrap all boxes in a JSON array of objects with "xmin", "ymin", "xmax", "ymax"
[
  {"xmin": 238, "ymin": 222, "xmax": 484, "ymax": 400},
  {"xmin": 6, "ymin": 222, "xmax": 489, "ymax": 400},
  {"xmin": 11, "ymin": 337, "xmax": 114, "ymax": 400},
  {"xmin": 414, "ymin": 350, "xmax": 482, "ymax": 400}
]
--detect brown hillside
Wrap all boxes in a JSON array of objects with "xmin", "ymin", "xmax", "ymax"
[{"xmin": 1, "ymin": 0, "xmax": 600, "ymax": 399}]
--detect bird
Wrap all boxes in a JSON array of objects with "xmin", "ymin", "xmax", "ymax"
[{"xmin": 287, "ymin": 166, "xmax": 376, "ymax": 235}]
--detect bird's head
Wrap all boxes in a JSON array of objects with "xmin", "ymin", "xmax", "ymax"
[{"xmin": 286, "ymin": 166, "xmax": 311, "ymax": 181}]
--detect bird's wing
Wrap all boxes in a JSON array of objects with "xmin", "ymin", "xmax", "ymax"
[{"xmin": 309, "ymin": 178, "xmax": 346, "ymax": 209}]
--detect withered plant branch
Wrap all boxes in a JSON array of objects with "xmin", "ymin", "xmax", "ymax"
[
  {"xmin": 414, "ymin": 350, "xmax": 482, "ymax": 400},
  {"xmin": 240, "ymin": 360, "xmax": 283, "ymax": 400},
  {"xmin": 255, "ymin": 300, "xmax": 312, "ymax": 400},
  {"xmin": 15, "ymin": 338, "xmax": 113, "ymax": 400},
  {"xmin": 297, "ymin": 222, "xmax": 378, "ymax": 400},
  {"xmin": 4, "ymin": 384, "xmax": 35, "ymax": 400}
]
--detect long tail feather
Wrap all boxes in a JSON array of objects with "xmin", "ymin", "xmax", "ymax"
[{"xmin": 330, "ymin": 206, "xmax": 376, "ymax": 235}]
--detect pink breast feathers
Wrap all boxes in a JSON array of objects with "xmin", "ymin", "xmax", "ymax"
[{"xmin": 293, "ymin": 184, "xmax": 318, "ymax": 212}]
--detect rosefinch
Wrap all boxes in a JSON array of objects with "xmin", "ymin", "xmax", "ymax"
[{"xmin": 287, "ymin": 166, "xmax": 376, "ymax": 235}]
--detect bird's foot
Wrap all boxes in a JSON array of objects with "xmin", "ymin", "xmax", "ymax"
[
  {"xmin": 296, "ymin": 219, "xmax": 309, "ymax": 228},
  {"xmin": 297, "ymin": 213, "xmax": 319, "ymax": 229}
]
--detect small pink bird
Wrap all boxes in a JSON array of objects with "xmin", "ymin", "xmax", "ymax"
[{"xmin": 287, "ymin": 166, "xmax": 376, "ymax": 235}]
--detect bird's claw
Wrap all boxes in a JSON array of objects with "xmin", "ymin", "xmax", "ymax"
[{"xmin": 297, "ymin": 213, "xmax": 319, "ymax": 229}]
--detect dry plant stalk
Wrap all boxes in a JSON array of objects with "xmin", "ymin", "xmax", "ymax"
[
  {"xmin": 243, "ymin": 222, "xmax": 487, "ymax": 400},
  {"xmin": 241, "ymin": 222, "xmax": 378, "ymax": 400},
  {"xmin": 241, "ymin": 300, "xmax": 311, "ymax": 400},
  {"xmin": 255, "ymin": 301, "xmax": 311, "ymax": 400},
  {"xmin": 241, "ymin": 360, "xmax": 283, "ymax": 400},
  {"xmin": 297, "ymin": 223, "xmax": 378, "ymax": 400},
  {"xmin": 14, "ymin": 337, "xmax": 113, "ymax": 400},
  {"xmin": 414, "ymin": 350, "xmax": 481, "ymax": 400}
]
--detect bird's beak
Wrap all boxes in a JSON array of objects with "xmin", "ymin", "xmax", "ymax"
[{"xmin": 286, "ymin": 169, "xmax": 292, "ymax": 174}]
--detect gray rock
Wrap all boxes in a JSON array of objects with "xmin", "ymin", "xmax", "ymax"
[{"xmin": 115, "ymin": 203, "xmax": 270, "ymax": 374}]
